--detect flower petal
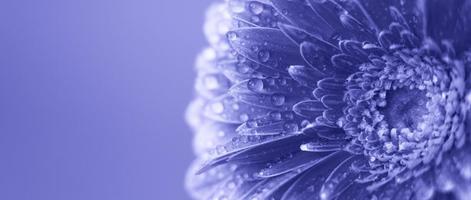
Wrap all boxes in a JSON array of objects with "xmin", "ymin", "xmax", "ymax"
[
  {"xmin": 292, "ymin": 100, "xmax": 326, "ymax": 119},
  {"xmin": 300, "ymin": 137, "xmax": 348, "ymax": 152}
]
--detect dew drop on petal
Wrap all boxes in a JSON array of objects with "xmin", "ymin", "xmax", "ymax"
[
  {"xmin": 227, "ymin": 31, "xmax": 238, "ymax": 41},
  {"xmin": 266, "ymin": 78, "xmax": 275, "ymax": 86},
  {"xmin": 217, "ymin": 131, "xmax": 225, "ymax": 137},
  {"xmin": 466, "ymin": 92, "xmax": 471, "ymax": 104},
  {"xmin": 271, "ymin": 94, "xmax": 286, "ymax": 106},
  {"xmin": 320, "ymin": 191, "xmax": 328, "ymax": 200},
  {"xmin": 246, "ymin": 119, "xmax": 258, "ymax": 128},
  {"xmin": 237, "ymin": 63, "xmax": 251, "ymax": 74},
  {"xmin": 227, "ymin": 181, "xmax": 236, "ymax": 189},
  {"xmin": 269, "ymin": 111, "xmax": 282, "ymax": 120},
  {"xmin": 211, "ymin": 102, "xmax": 224, "ymax": 114},
  {"xmin": 240, "ymin": 113, "xmax": 249, "ymax": 122},
  {"xmin": 277, "ymin": 78, "xmax": 287, "ymax": 86},
  {"xmin": 232, "ymin": 103, "xmax": 240, "ymax": 110},
  {"xmin": 283, "ymin": 112, "xmax": 294, "ymax": 120},
  {"xmin": 203, "ymin": 75, "xmax": 220, "ymax": 90},
  {"xmin": 300, "ymin": 143, "xmax": 310, "ymax": 152},
  {"xmin": 249, "ymin": 2, "xmax": 264, "ymax": 15},
  {"xmin": 229, "ymin": 1, "xmax": 245, "ymax": 13},
  {"xmin": 248, "ymin": 78, "xmax": 264, "ymax": 92},
  {"xmin": 258, "ymin": 50, "xmax": 270, "ymax": 63},
  {"xmin": 283, "ymin": 122, "xmax": 299, "ymax": 132},
  {"xmin": 251, "ymin": 16, "xmax": 261, "ymax": 23},
  {"xmin": 281, "ymin": 9, "xmax": 288, "ymax": 15}
]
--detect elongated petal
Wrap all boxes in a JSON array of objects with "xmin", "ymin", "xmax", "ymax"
[
  {"xmin": 317, "ymin": 77, "xmax": 346, "ymax": 91},
  {"xmin": 293, "ymin": 100, "xmax": 326, "ymax": 119},
  {"xmin": 300, "ymin": 139, "xmax": 348, "ymax": 152}
]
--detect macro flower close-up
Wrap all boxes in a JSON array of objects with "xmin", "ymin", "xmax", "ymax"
[{"xmin": 186, "ymin": 0, "xmax": 471, "ymax": 199}]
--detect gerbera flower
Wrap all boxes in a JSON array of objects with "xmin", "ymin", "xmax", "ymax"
[{"xmin": 186, "ymin": 0, "xmax": 471, "ymax": 199}]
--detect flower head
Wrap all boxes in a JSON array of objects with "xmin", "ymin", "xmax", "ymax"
[{"xmin": 186, "ymin": 0, "xmax": 471, "ymax": 199}]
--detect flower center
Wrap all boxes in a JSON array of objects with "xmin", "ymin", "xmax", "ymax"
[
  {"xmin": 342, "ymin": 49, "xmax": 467, "ymax": 184},
  {"xmin": 380, "ymin": 88, "xmax": 428, "ymax": 130}
]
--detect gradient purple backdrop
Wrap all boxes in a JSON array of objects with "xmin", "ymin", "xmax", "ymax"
[{"xmin": 0, "ymin": 0, "xmax": 212, "ymax": 199}]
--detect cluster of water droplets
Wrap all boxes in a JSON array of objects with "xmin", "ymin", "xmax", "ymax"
[
  {"xmin": 227, "ymin": 31, "xmax": 276, "ymax": 68},
  {"xmin": 229, "ymin": 0, "xmax": 281, "ymax": 27}
]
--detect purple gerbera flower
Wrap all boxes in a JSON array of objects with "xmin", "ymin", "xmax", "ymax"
[{"xmin": 186, "ymin": 0, "xmax": 471, "ymax": 199}]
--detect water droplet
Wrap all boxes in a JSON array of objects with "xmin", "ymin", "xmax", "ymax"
[
  {"xmin": 283, "ymin": 122, "xmax": 298, "ymax": 132},
  {"xmin": 237, "ymin": 62, "xmax": 252, "ymax": 74},
  {"xmin": 240, "ymin": 114, "xmax": 249, "ymax": 122},
  {"xmin": 277, "ymin": 78, "xmax": 287, "ymax": 86},
  {"xmin": 227, "ymin": 181, "xmax": 236, "ymax": 189},
  {"xmin": 216, "ymin": 145, "xmax": 227, "ymax": 154},
  {"xmin": 251, "ymin": 16, "xmax": 260, "ymax": 23},
  {"xmin": 320, "ymin": 191, "xmax": 328, "ymax": 199},
  {"xmin": 211, "ymin": 102, "xmax": 224, "ymax": 114},
  {"xmin": 269, "ymin": 111, "xmax": 282, "ymax": 120},
  {"xmin": 283, "ymin": 112, "xmax": 294, "ymax": 120},
  {"xmin": 271, "ymin": 94, "xmax": 285, "ymax": 106},
  {"xmin": 300, "ymin": 143, "xmax": 310, "ymax": 151},
  {"xmin": 266, "ymin": 78, "xmax": 275, "ymax": 86},
  {"xmin": 232, "ymin": 103, "xmax": 240, "ymax": 110},
  {"xmin": 281, "ymin": 9, "xmax": 288, "ymax": 15},
  {"xmin": 249, "ymin": 2, "xmax": 264, "ymax": 15},
  {"xmin": 257, "ymin": 50, "xmax": 270, "ymax": 63},
  {"xmin": 203, "ymin": 75, "xmax": 220, "ymax": 90},
  {"xmin": 301, "ymin": 120, "xmax": 310, "ymax": 128},
  {"xmin": 246, "ymin": 120, "xmax": 258, "ymax": 128},
  {"xmin": 227, "ymin": 31, "xmax": 238, "ymax": 41},
  {"xmin": 247, "ymin": 78, "xmax": 264, "ymax": 92},
  {"xmin": 466, "ymin": 92, "xmax": 471, "ymax": 104},
  {"xmin": 217, "ymin": 131, "xmax": 225, "ymax": 137},
  {"xmin": 229, "ymin": 1, "xmax": 245, "ymax": 13}
]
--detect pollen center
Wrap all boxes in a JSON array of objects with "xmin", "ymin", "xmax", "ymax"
[
  {"xmin": 342, "ymin": 50, "xmax": 467, "ymax": 177},
  {"xmin": 381, "ymin": 88, "xmax": 428, "ymax": 130}
]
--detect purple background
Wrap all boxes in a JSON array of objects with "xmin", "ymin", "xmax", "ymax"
[{"xmin": 0, "ymin": 0, "xmax": 213, "ymax": 199}]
